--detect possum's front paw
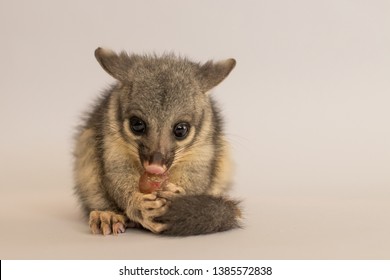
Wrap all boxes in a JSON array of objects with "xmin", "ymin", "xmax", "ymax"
[
  {"xmin": 128, "ymin": 193, "xmax": 169, "ymax": 233},
  {"xmin": 89, "ymin": 210, "xmax": 128, "ymax": 235}
]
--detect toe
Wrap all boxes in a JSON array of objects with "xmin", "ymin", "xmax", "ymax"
[
  {"xmin": 112, "ymin": 222, "xmax": 126, "ymax": 235},
  {"xmin": 101, "ymin": 223, "xmax": 112, "ymax": 235},
  {"xmin": 143, "ymin": 198, "xmax": 166, "ymax": 210}
]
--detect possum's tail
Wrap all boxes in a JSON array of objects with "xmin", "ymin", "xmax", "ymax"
[{"xmin": 154, "ymin": 195, "xmax": 242, "ymax": 236}]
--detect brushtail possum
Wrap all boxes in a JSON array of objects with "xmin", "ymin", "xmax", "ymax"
[{"xmin": 73, "ymin": 48, "xmax": 242, "ymax": 236}]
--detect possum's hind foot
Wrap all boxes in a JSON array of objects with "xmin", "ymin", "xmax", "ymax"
[{"xmin": 89, "ymin": 210, "xmax": 128, "ymax": 235}]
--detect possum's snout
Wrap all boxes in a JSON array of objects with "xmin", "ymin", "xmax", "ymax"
[{"xmin": 143, "ymin": 152, "xmax": 168, "ymax": 174}]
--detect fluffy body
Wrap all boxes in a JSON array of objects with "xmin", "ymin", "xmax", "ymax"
[{"xmin": 73, "ymin": 48, "xmax": 241, "ymax": 236}]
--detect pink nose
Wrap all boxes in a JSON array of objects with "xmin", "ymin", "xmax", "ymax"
[
  {"xmin": 144, "ymin": 163, "xmax": 166, "ymax": 174},
  {"xmin": 144, "ymin": 152, "xmax": 167, "ymax": 174}
]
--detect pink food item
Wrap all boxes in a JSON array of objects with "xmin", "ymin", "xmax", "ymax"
[{"xmin": 139, "ymin": 171, "xmax": 169, "ymax": 194}]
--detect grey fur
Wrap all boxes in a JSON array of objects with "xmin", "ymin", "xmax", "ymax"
[
  {"xmin": 155, "ymin": 195, "xmax": 241, "ymax": 236},
  {"xmin": 73, "ymin": 48, "xmax": 241, "ymax": 236}
]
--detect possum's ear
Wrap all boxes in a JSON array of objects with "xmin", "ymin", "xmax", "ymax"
[
  {"xmin": 198, "ymin": 58, "xmax": 236, "ymax": 92},
  {"xmin": 94, "ymin": 47, "xmax": 132, "ymax": 82}
]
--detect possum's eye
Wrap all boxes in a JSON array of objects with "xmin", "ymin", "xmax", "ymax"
[
  {"xmin": 130, "ymin": 117, "xmax": 146, "ymax": 135},
  {"xmin": 173, "ymin": 122, "xmax": 190, "ymax": 140}
]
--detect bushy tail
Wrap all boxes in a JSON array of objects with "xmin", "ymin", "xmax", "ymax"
[{"xmin": 155, "ymin": 195, "xmax": 242, "ymax": 236}]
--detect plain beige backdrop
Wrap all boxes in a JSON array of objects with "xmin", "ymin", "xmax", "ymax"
[{"xmin": 0, "ymin": 0, "xmax": 389, "ymax": 259}]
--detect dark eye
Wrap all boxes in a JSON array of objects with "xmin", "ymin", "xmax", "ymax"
[
  {"xmin": 173, "ymin": 122, "xmax": 190, "ymax": 140},
  {"xmin": 130, "ymin": 117, "xmax": 146, "ymax": 135}
]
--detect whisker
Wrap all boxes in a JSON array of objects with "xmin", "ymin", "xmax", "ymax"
[{"xmin": 171, "ymin": 138, "xmax": 213, "ymax": 167}]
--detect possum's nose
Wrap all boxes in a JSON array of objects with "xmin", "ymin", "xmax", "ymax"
[{"xmin": 144, "ymin": 152, "xmax": 167, "ymax": 174}]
